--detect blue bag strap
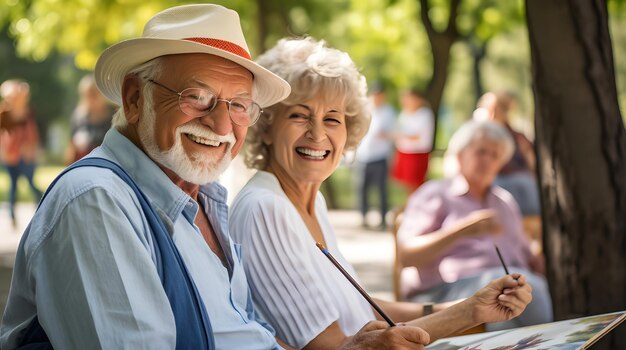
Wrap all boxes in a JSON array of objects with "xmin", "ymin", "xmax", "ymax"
[{"xmin": 18, "ymin": 157, "xmax": 215, "ymax": 349}]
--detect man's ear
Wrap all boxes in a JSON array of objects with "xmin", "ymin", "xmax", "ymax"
[{"xmin": 121, "ymin": 75, "xmax": 143, "ymax": 124}]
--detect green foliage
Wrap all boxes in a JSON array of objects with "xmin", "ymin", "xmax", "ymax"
[
  {"xmin": 0, "ymin": 0, "xmax": 526, "ymax": 95},
  {"xmin": 312, "ymin": 0, "xmax": 532, "ymax": 145},
  {"xmin": 317, "ymin": 0, "xmax": 527, "ymax": 112},
  {"xmin": 457, "ymin": 0, "xmax": 524, "ymax": 41},
  {"xmin": 1, "ymin": 0, "xmax": 624, "ymax": 159},
  {"xmin": 1, "ymin": 0, "xmax": 245, "ymax": 69},
  {"xmin": 0, "ymin": 0, "xmax": 347, "ymax": 68},
  {"xmin": 329, "ymin": 0, "xmax": 432, "ymax": 90}
]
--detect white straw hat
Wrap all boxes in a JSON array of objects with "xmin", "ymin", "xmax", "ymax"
[{"xmin": 95, "ymin": 4, "xmax": 290, "ymax": 108}]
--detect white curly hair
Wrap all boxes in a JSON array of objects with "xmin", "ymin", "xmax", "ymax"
[
  {"xmin": 243, "ymin": 37, "xmax": 371, "ymax": 170},
  {"xmin": 442, "ymin": 120, "xmax": 516, "ymax": 177}
]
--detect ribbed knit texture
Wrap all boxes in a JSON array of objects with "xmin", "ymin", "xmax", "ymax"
[{"xmin": 230, "ymin": 171, "xmax": 375, "ymax": 349}]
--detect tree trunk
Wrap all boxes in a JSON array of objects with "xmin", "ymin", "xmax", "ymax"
[
  {"xmin": 468, "ymin": 37, "xmax": 487, "ymax": 104},
  {"xmin": 526, "ymin": 0, "xmax": 626, "ymax": 348},
  {"xmin": 419, "ymin": 0, "xmax": 461, "ymax": 149},
  {"xmin": 425, "ymin": 33, "xmax": 455, "ymax": 122}
]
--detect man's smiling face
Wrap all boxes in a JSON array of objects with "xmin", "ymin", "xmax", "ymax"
[{"xmin": 137, "ymin": 53, "xmax": 253, "ymax": 185}]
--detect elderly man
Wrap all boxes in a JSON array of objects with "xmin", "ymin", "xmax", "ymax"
[{"xmin": 0, "ymin": 4, "xmax": 430, "ymax": 349}]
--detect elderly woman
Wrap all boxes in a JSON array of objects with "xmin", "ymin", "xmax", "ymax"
[
  {"xmin": 229, "ymin": 38, "xmax": 533, "ymax": 349},
  {"xmin": 397, "ymin": 120, "xmax": 552, "ymax": 331}
]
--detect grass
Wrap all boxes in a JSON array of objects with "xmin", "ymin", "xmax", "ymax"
[{"xmin": 0, "ymin": 166, "xmax": 64, "ymax": 202}]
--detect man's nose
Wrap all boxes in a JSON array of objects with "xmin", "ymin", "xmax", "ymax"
[{"xmin": 200, "ymin": 101, "xmax": 232, "ymax": 135}]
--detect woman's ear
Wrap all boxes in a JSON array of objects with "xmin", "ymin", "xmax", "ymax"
[{"xmin": 121, "ymin": 75, "xmax": 143, "ymax": 124}]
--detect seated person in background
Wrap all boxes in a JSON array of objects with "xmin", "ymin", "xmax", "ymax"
[
  {"xmin": 230, "ymin": 37, "xmax": 533, "ymax": 350},
  {"xmin": 396, "ymin": 120, "xmax": 552, "ymax": 331},
  {"xmin": 473, "ymin": 91, "xmax": 540, "ymax": 216}
]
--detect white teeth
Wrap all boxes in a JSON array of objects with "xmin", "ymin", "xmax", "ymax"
[
  {"xmin": 187, "ymin": 134, "xmax": 220, "ymax": 146},
  {"xmin": 296, "ymin": 147, "xmax": 328, "ymax": 159}
]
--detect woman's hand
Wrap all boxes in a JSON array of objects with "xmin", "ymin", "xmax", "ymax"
[
  {"xmin": 340, "ymin": 321, "xmax": 430, "ymax": 350},
  {"xmin": 469, "ymin": 274, "xmax": 532, "ymax": 324}
]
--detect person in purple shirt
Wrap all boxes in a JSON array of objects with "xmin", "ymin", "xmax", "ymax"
[{"xmin": 397, "ymin": 120, "xmax": 553, "ymax": 331}]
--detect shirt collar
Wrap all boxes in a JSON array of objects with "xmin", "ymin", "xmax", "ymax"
[
  {"xmin": 199, "ymin": 181, "xmax": 228, "ymax": 205},
  {"xmin": 98, "ymin": 128, "xmax": 192, "ymax": 223}
]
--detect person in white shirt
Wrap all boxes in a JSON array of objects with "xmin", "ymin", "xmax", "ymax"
[
  {"xmin": 230, "ymin": 37, "xmax": 533, "ymax": 350},
  {"xmin": 391, "ymin": 88, "xmax": 435, "ymax": 194},
  {"xmin": 354, "ymin": 82, "xmax": 396, "ymax": 229}
]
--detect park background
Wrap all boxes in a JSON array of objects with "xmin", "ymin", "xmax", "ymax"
[{"xmin": 1, "ymin": 0, "xmax": 625, "ymax": 348}]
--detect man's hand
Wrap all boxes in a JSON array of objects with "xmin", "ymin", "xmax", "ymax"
[
  {"xmin": 340, "ymin": 321, "xmax": 430, "ymax": 350},
  {"xmin": 470, "ymin": 274, "xmax": 532, "ymax": 324}
]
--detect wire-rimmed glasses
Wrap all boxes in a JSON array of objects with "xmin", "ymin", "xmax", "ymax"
[{"xmin": 147, "ymin": 79, "xmax": 262, "ymax": 126}]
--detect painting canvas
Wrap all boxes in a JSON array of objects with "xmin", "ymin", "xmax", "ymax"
[{"xmin": 426, "ymin": 311, "xmax": 626, "ymax": 350}]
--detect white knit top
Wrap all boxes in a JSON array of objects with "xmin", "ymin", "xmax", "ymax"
[{"xmin": 229, "ymin": 171, "xmax": 375, "ymax": 349}]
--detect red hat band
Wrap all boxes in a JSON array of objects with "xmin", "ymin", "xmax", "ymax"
[{"xmin": 183, "ymin": 37, "xmax": 251, "ymax": 60}]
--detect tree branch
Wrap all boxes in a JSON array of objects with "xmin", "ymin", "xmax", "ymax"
[
  {"xmin": 446, "ymin": 0, "xmax": 462, "ymax": 39},
  {"xmin": 419, "ymin": 0, "xmax": 436, "ymax": 38}
]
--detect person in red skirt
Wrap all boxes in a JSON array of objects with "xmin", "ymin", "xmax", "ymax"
[{"xmin": 391, "ymin": 88, "xmax": 435, "ymax": 194}]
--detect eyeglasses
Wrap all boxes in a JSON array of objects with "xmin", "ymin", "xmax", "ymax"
[{"xmin": 147, "ymin": 79, "xmax": 262, "ymax": 126}]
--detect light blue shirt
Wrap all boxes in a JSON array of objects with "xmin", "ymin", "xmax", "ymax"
[
  {"xmin": 0, "ymin": 129, "xmax": 279, "ymax": 350},
  {"xmin": 355, "ymin": 103, "xmax": 395, "ymax": 163}
]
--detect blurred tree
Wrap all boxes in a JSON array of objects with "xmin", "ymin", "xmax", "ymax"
[
  {"xmin": 2, "ymin": 0, "xmax": 624, "ymax": 167},
  {"xmin": 0, "ymin": 0, "xmax": 343, "ymax": 68},
  {"xmin": 0, "ymin": 0, "xmax": 218, "ymax": 69},
  {"xmin": 527, "ymin": 1, "xmax": 626, "ymax": 348},
  {"xmin": 252, "ymin": 0, "xmax": 343, "ymax": 52},
  {"xmin": 416, "ymin": 0, "xmax": 523, "ymax": 146},
  {"xmin": 329, "ymin": 0, "xmax": 524, "ymax": 148},
  {"xmin": 460, "ymin": 0, "xmax": 525, "ymax": 101}
]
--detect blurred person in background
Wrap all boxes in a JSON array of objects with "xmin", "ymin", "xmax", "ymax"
[
  {"xmin": 0, "ymin": 79, "xmax": 43, "ymax": 229},
  {"xmin": 391, "ymin": 88, "xmax": 434, "ymax": 195},
  {"xmin": 473, "ymin": 91, "xmax": 540, "ymax": 216},
  {"xmin": 396, "ymin": 120, "xmax": 551, "ymax": 331},
  {"xmin": 65, "ymin": 74, "xmax": 115, "ymax": 163},
  {"xmin": 354, "ymin": 82, "xmax": 395, "ymax": 230}
]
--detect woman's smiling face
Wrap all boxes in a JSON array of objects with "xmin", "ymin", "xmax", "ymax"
[{"xmin": 263, "ymin": 95, "xmax": 348, "ymax": 185}]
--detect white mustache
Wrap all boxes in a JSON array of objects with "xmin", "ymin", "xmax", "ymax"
[{"xmin": 177, "ymin": 123, "xmax": 236, "ymax": 144}]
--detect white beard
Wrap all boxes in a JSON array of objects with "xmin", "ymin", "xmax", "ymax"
[{"xmin": 137, "ymin": 92, "xmax": 235, "ymax": 185}]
